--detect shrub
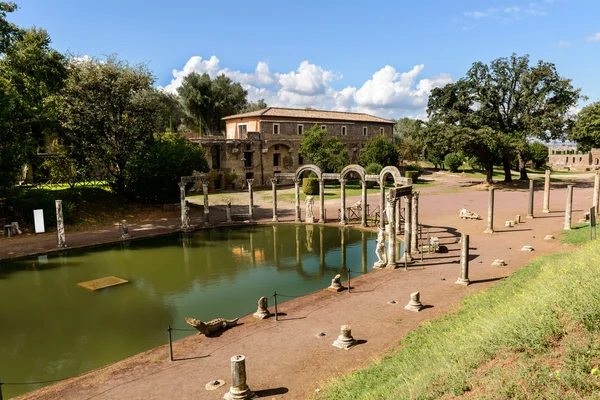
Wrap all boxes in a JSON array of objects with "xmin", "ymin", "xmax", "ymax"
[
  {"xmin": 405, "ymin": 170, "xmax": 420, "ymax": 182},
  {"xmin": 365, "ymin": 163, "xmax": 383, "ymax": 188},
  {"xmin": 444, "ymin": 153, "xmax": 463, "ymax": 172},
  {"xmin": 302, "ymin": 178, "xmax": 319, "ymax": 195},
  {"xmin": 406, "ymin": 163, "xmax": 424, "ymax": 173}
]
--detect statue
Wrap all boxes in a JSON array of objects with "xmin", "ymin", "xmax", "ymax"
[
  {"xmin": 374, "ymin": 227, "xmax": 387, "ymax": 268},
  {"xmin": 185, "ymin": 317, "xmax": 239, "ymax": 336},
  {"xmin": 305, "ymin": 195, "xmax": 314, "ymax": 223},
  {"xmin": 253, "ymin": 296, "xmax": 271, "ymax": 319},
  {"xmin": 327, "ymin": 274, "xmax": 344, "ymax": 292},
  {"xmin": 459, "ymin": 208, "xmax": 481, "ymax": 220}
]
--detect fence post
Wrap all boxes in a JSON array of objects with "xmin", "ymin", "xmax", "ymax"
[
  {"xmin": 273, "ymin": 291, "xmax": 278, "ymax": 322},
  {"xmin": 167, "ymin": 325, "xmax": 173, "ymax": 362}
]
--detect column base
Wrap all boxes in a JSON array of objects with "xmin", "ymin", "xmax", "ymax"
[
  {"xmin": 318, "ymin": 218, "xmax": 325, "ymax": 223},
  {"xmin": 224, "ymin": 386, "xmax": 255, "ymax": 400},
  {"xmin": 564, "ymin": 226, "xmax": 572, "ymax": 231},
  {"xmin": 272, "ymin": 216, "xmax": 279, "ymax": 222},
  {"xmin": 181, "ymin": 226, "xmax": 195, "ymax": 233},
  {"xmin": 483, "ymin": 228, "xmax": 494, "ymax": 234},
  {"xmin": 542, "ymin": 209, "xmax": 550, "ymax": 213},
  {"xmin": 56, "ymin": 244, "xmax": 68, "ymax": 249},
  {"xmin": 373, "ymin": 261, "xmax": 386, "ymax": 269},
  {"xmin": 340, "ymin": 221, "xmax": 347, "ymax": 226},
  {"xmin": 455, "ymin": 278, "xmax": 471, "ymax": 286},
  {"xmin": 526, "ymin": 214, "xmax": 534, "ymax": 219}
]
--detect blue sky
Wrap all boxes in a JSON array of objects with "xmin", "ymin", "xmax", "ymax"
[{"xmin": 9, "ymin": 0, "xmax": 600, "ymax": 118}]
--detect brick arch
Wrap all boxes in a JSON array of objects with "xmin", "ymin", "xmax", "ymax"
[
  {"xmin": 295, "ymin": 164, "xmax": 322, "ymax": 180},
  {"xmin": 379, "ymin": 166, "xmax": 403, "ymax": 186},
  {"xmin": 267, "ymin": 142, "xmax": 292, "ymax": 151},
  {"xmin": 340, "ymin": 164, "xmax": 366, "ymax": 181}
]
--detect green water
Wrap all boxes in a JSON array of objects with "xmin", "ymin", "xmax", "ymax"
[{"xmin": 0, "ymin": 225, "xmax": 385, "ymax": 398}]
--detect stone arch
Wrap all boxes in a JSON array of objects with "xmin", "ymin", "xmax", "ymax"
[
  {"xmin": 379, "ymin": 166, "xmax": 403, "ymax": 186},
  {"xmin": 295, "ymin": 164, "xmax": 322, "ymax": 180},
  {"xmin": 340, "ymin": 164, "xmax": 366, "ymax": 181}
]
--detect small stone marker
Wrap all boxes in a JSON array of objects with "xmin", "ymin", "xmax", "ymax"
[
  {"xmin": 544, "ymin": 234, "xmax": 555, "ymax": 240},
  {"xmin": 315, "ymin": 332, "xmax": 326, "ymax": 338},
  {"xmin": 387, "ymin": 300, "xmax": 397, "ymax": 305},
  {"xmin": 404, "ymin": 292, "xmax": 423, "ymax": 312},
  {"xmin": 332, "ymin": 325, "xmax": 357, "ymax": 350},
  {"xmin": 505, "ymin": 221, "xmax": 514, "ymax": 227},
  {"xmin": 515, "ymin": 215, "xmax": 521, "ymax": 224},
  {"xmin": 224, "ymin": 355, "xmax": 254, "ymax": 400},
  {"xmin": 327, "ymin": 274, "xmax": 344, "ymax": 292},
  {"xmin": 521, "ymin": 245, "xmax": 534, "ymax": 252},
  {"xmin": 205, "ymin": 379, "xmax": 225, "ymax": 391},
  {"xmin": 253, "ymin": 296, "xmax": 271, "ymax": 319},
  {"xmin": 491, "ymin": 260, "xmax": 507, "ymax": 267}
]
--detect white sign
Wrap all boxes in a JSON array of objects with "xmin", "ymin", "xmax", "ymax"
[{"xmin": 34, "ymin": 209, "xmax": 45, "ymax": 233}]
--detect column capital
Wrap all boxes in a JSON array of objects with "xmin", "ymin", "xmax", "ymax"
[
  {"xmin": 270, "ymin": 177, "xmax": 278, "ymax": 185},
  {"xmin": 339, "ymin": 178, "xmax": 347, "ymax": 184},
  {"xmin": 178, "ymin": 182, "xmax": 186, "ymax": 188},
  {"xmin": 247, "ymin": 178, "xmax": 254, "ymax": 186},
  {"xmin": 293, "ymin": 178, "xmax": 302, "ymax": 183}
]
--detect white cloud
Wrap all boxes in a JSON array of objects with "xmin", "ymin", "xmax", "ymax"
[
  {"xmin": 161, "ymin": 56, "xmax": 452, "ymax": 118},
  {"xmin": 557, "ymin": 40, "xmax": 571, "ymax": 47},
  {"xmin": 586, "ymin": 32, "xmax": 600, "ymax": 42},
  {"xmin": 462, "ymin": 2, "xmax": 547, "ymax": 22}
]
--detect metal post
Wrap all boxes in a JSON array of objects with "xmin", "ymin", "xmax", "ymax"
[
  {"xmin": 273, "ymin": 291, "xmax": 278, "ymax": 322},
  {"xmin": 564, "ymin": 184, "xmax": 574, "ymax": 230},
  {"xmin": 168, "ymin": 325, "xmax": 173, "ymax": 362},
  {"xmin": 527, "ymin": 179, "xmax": 534, "ymax": 219}
]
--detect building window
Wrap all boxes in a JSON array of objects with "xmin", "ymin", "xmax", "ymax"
[
  {"xmin": 297, "ymin": 124, "xmax": 304, "ymax": 135},
  {"xmin": 380, "ymin": 127, "xmax": 384, "ymax": 135},
  {"xmin": 243, "ymin": 152, "xmax": 253, "ymax": 168},
  {"xmin": 273, "ymin": 153, "xmax": 280, "ymax": 167},
  {"xmin": 273, "ymin": 123, "xmax": 280, "ymax": 135},
  {"xmin": 341, "ymin": 126, "xmax": 347, "ymax": 136},
  {"xmin": 579, "ymin": 157, "xmax": 582, "ymax": 162},
  {"xmin": 363, "ymin": 127, "xmax": 367, "ymax": 136},
  {"xmin": 238, "ymin": 124, "xmax": 247, "ymax": 138},
  {"xmin": 321, "ymin": 125, "xmax": 326, "ymax": 131}
]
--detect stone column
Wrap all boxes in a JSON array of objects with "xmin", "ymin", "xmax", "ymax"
[
  {"xmin": 178, "ymin": 182, "xmax": 190, "ymax": 231},
  {"xmin": 226, "ymin": 200, "xmax": 232, "ymax": 223},
  {"xmin": 202, "ymin": 179, "xmax": 209, "ymax": 226},
  {"xmin": 456, "ymin": 233, "xmax": 470, "ymax": 285},
  {"xmin": 564, "ymin": 184, "xmax": 574, "ymax": 230},
  {"xmin": 386, "ymin": 197, "xmax": 397, "ymax": 269},
  {"xmin": 340, "ymin": 179, "xmax": 347, "ymax": 225},
  {"xmin": 247, "ymin": 179, "xmax": 254, "ymax": 223},
  {"xmin": 594, "ymin": 172, "xmax": 600, "ymax": 215},
  {"xmin": 294, "ymin": 179, "xmax": 301, "ymax": 222},
  {"xmin": 543, "ymin": 170, "xmax": 551, "ymax": 213},
  {"xmin": 224, "ymin": 355, "xmax": 254, "ymax": 400},
  {"xmin": 395, "ymin": 198, "xmax": 401, "ymax": 234},
  {"xmin": 483, "ymin": 187, "xmax": 495, "ymax": 234},
  {"xmin": 410, "ymin": 191, "xmax": 419, "ymax": 253},
  {"xmin": 271, "ymin": 178, "xmax": 279, "ymax": 222},
  {"xmin": 400, "ymin": 195, "xmax": 413, "ymax": 263},
  {"xmin": 526, "ymin": 179, "xmax": 534, "ymax": 219},
  {"xmin": 318, "ymin": 179, "xmax": 325, "ymax": 223},
  {"xmin": 340, "ymin": 227, "xmax": 346, "ymax": 270},
  {"xmin": 55, "ymin": 200, "xmax": 67, "ymax": 249},
  {"xmin": 379, "ymin": 184, "xmax": 386, "ymax": 230},
  {"xmin": 361, "ymin": 230, "xmax": 367, "ymax": 274},
  {"xmin": 361, "ymin": 179, "xmax": 367, "ymax": 227}
]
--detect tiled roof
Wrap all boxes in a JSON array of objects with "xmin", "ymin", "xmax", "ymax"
[{"xmin": 222, "ymin": 107, "xmax": 394, "ymax": 123}]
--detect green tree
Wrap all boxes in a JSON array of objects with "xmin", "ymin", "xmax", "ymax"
[
  {"xmin": 359, "ymin": 135, "xmax": 398, "ymax": 167},
  {"xmin": 57, "ymin": 55, "xmax": 159, "ymax": 196},
  {"xmin": 299, "ymin": 124, "xmax": 349, "ymax": 172},
  {"xmin": 444, "ymin": 152, "xmax": 463, "ymax": 172},
  {"xmin": 428, "ymin": 54, "xmax": 580, "ymax": 183},
  {"xmin": 125, "ymin": 132, "xmax": 208, "ymax": 203},
  {"xmin": 0, "ymin": 2, "xmax": 18, "ymax": 53},
  {"xmin": 570, "ymin": 102, "xmax": 600, "ymax": 152},
  {"xmin": 177, "ymin": 73, "xmax": 247, "ymax": 135},
  {"xmin": 243, "ymin": 98, "xmax": 267, "ymax": 112},
  {"xmin": 527, "ymin": 141, "xmax": 549, "ymax": 169},
  {"xmin": 394, "ymin": 117, "xmax": 425, "ymax": 161}
]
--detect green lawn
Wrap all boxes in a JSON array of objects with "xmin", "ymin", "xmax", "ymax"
[{"xmin": 317, "ymin": 239, "xmax": 600, "ymax": 399}]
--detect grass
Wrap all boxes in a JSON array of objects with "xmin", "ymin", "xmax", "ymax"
[
  {"xmin": 561, "ymin": 223, "xmax": 597, "ymax": 245},
  {"xmin": 316, "ymin": 241, "xmax": 600, "ymax": 399}
]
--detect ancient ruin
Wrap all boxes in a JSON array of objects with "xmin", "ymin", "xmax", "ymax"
[
  {"xmin": 328, "ymin": 274, "xmax": 344, "ymax": 292},
  {"xmin": 332, "ymin": 325, "xmax": 357, "ymax": 350},
  {"xmin": 185, "ymin": 317, "xmax": 239, "ymax": 336},
  {"xmin": 404, "ymin": 292, "xmax": 423, "ymax": 312},
  {"xmin": 459, "ymin": 208, "xmax": 480, "ymax": 220},
  {"xmin": 253, "ymin": 297, "xmax": 271, "ymax": 319}
]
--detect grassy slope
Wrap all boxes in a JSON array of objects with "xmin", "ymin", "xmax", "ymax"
[{"xmin": 318, "ymin": 239, "xmax": 600, "ymax": 399}]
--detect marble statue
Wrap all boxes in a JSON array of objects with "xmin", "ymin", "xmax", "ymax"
[
  {"xmin": 374, "ymin": 227, "xmax": 387, "ymax": 267},
  {"xmin": 459, "ymin": 208, "xmax": 481, "ymax": 220},
  {"xmin": 253, "ymin": 296, "xmax": 271, "ymax": 319},
  {"xmin": 305, "ymin": 195, "xmax": 314, "ymax": 223},
  {"xmin": 328, "ymin": 274, "xmax": 343, "ymax": 292}
]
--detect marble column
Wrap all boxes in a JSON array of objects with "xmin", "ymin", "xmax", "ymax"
[
  {"xmin": 386, "ymin": 197, "xmax": 397, "ymax": 269},
  {"xmin": 594, "ymin": 172, "xmax": 600, "ymax": 215},
  {"xmin": 564, "ymin": 184, "xmax": 573, "ymax": 230},
  {"xmin": 340, "ymin": 179, "xmax": 347, "ymax": 225},
  {"xmin": 400, "ymin": 195, "xmax": 413, "ymax": 263},
  {"xmin": 456, "ymin": 233, "xmax": 470, "ymax": 285},
  {"xmin": 294, "ymin": 178, "xmax": 301, "ymax": 222},
  {"xmin": 379, "ymin": 183, "xmax": 386, "ymax": 230},
  {"xmin": 271, "ymin": 178, "xmax": 279, "ymax": 222},
  {"xmin": 202, "ymin": 179, "xmax": 209, "ymax": 226},
  {"xmin": 247, "ymin": 179, "xmax": 254, "ymax": 223},
  {"xmin": 543, "ymin": 170, "xmax": 551, "ymax": 213},
  {"xmin": 395, "ymin": 197, "xmax": 401, "ymax": 234},
  {"xmin": 361, "ymin": 179, "xmax": 367, "ymax": 227},
  {"xmin": 319, "ymin": 179, "xmax": 325, "ymax": 223},
  {"xmin": 526, "ymin": 179, "xmax": 534, "ymax": 219},
  {"xmin": 483, "ymin": 187, "xmax": 495, "ymax": 234},
  {"xmin": 55, "ymin": 199, "xmax": 67, "ymax": 248},
  {"xmin": 178, "ymin": 182, "xmax": 190, "ymax": 231},
  {"xmin": 224, "ymin": 355, "xmax": 254, "ymax": 400},
  {"xmin": 410, "ymin": 191, "xmax": 419, "ymax": 253}
]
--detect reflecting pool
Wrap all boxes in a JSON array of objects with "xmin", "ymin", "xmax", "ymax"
[{"xmin": 0, "ymin": 225, "xmax": 388, "ymax": 398}]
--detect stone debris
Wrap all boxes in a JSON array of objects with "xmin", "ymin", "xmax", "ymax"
[
  {"xmin": 332, "ymin": 325, "xmax": 357, "ymax": 350},
  {"xmin": 505, "ymin": 221, "xmax": 514, "ymax": 227},
  {"xmin": 387, "ymin": 300, "xmax": 397, "ymax": 305},
  {"xmin": 544, "ymin": 235, "xmax": 555, "ymax": 240},
  {"xmin": 521, "ymin": 245, "xmax": 534, "ymax": 252},
  {"xmin": 315, "ymin": 332, "xmax": 326, "ymax": 338},
  {"xmin": 205, "ymin": 379, "xmax": 225, "ymax": 391},
  {"xmin": 459, "ymin": 208, "xmax": 481, "ymax": 220},
  {"xmin": 404, "ymin": 292, "xmax": 423, "ymax": 312},
  {"xmin": 253, "ymin": 296, "xmax": 271, "ymax": 319},
  {"xmin": 327, "ymin": 274, "xmax": 344, "ymax": 292},
  {"xmin": 491, "ymin": 259, "xmax": 507, "ymax": 267}
]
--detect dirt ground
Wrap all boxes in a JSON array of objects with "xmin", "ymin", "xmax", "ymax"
[{"xmin": 4, "ymin": 172, "xmax": 596, "ymax": 400}]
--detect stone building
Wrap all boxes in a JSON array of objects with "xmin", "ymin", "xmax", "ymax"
[
  {"xmin": 190, "ymin": 107, "xmax": 394, "ymax": 187},
  {"xmin": 547, "ymin": 145, "xmax": 600, "ymax": 171}
]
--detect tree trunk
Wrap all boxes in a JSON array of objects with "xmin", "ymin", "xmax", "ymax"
[
  {"xmin": 485, "ymin": 160, "xmax": 494, "ymax": 184},
  {"xmin": 517, "ymin": 151, "xmax": 528, "ymax": 180},
  {"xmin": 502, "ymin": 157, "xmax": 512, "ymax": 182}
]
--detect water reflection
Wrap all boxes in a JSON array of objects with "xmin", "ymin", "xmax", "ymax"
[{"xmin": 0, "ymin": 225, "xmax": 376, "ymax": 398}]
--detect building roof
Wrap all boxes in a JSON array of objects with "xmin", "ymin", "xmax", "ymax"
[{"xmin": 222, "ymin": 107, "xmax": 394, "ymax": 124}]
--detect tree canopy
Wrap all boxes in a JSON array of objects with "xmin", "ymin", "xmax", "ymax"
[
  {"xmin": 570, "ymin": 102, "xmax": 600, "ymax": 152},
  {"xmin": 359, "ymin": 135, "xmax": 398, "ymax": 167},
  {"xmin": 428, "ymin": 54, "xmax": 581, "ymax": 183},
  {"xmin": 299, "ymin": 124, "xmax": 349, "ymax": 173}
]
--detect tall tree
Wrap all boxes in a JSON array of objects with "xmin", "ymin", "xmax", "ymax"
[
  {"xmin": 359, "ymin": 135, "xmax": 398, "ymax": 167},
  {"xmin": 57, "ymin": 56, "xmax": 159, "ymax": 195},
  {"xmin": 428, "ymin": 54, "xmax": 581, "ymax": 182},
  {"xmin": 0, "ymin": 2, "xmax": 18, "ymax": 53},
  {"xmin": 299, "ymin": 124, "xmax": 349, "ymax": 172},
  {"xmin": 570, "ymin": 102, "xmax": 600, "ymax": 152},
  {"xmin": 177, "ymin": 73, "xmax": 247, "ymax": 135},
  {"xmin": 394, "ymin": 117, "xmax": 426, "ymax": 162}
]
